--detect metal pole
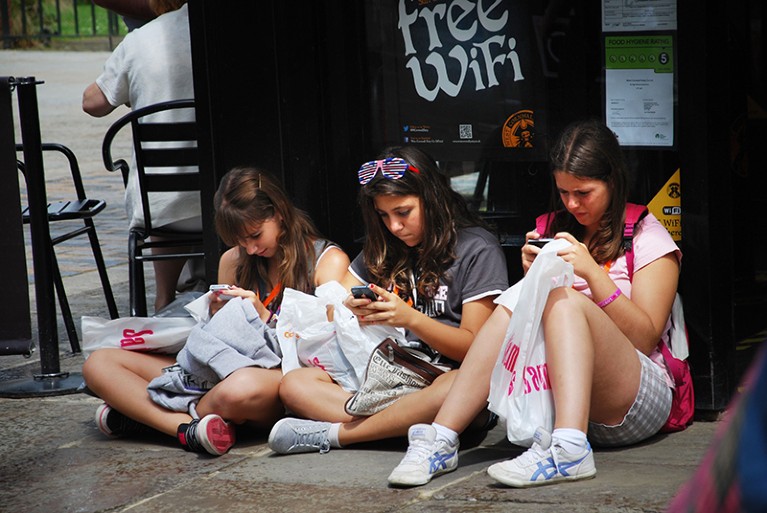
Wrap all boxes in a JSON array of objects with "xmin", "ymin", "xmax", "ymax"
[{"xmin": 16, "ymin": 77, "xmax": 61, "ymax": 376}]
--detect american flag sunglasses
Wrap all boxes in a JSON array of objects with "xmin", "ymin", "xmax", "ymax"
[{"xmin": 357, "ymin": 158, "xmax": 420, "ymax": 185}]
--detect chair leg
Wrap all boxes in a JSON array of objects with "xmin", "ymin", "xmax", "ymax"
[
  {"xmin": 84, "ymin": 218, "xmax": 119, "ymax": 319},
  {"xmin": 49, "ymin": 245, "xmax": 80, "ymax": 353},
  {"xmin": 129, "ymin": 232, "xmax": 148, "ymax": 317}
]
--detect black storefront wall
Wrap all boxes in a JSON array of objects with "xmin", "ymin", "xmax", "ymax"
[
  {"xmin": 187, "ymin": 0, "xmax": 369, "ymax": 277},
  {"xmin": 189, "ymin": 0, "xmax": 763, "ymax": 412}
]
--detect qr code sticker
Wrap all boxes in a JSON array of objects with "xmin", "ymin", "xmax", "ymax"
[{"xmin": 459, "ymin": 124, "xmax": 473, "ymax": 139}]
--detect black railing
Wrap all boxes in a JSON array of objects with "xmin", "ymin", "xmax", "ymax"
[{"xmin": 0, "ymin": 0, "xmax": 126, "ymax": 50}]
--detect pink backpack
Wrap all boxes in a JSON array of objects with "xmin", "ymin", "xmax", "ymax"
[{"xmin": 535, "ymin": 204, "xmax": 694, "ymax": 432}]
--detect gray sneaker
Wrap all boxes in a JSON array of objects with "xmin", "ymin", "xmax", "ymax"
[
  {"xmin": 388, "ymin": 424, "xmax": 459, "ymax": 487},
  {"xmin": 268, "ymin": 418, "xmax": 332, "ymax": 454},
  {"xmin": 487, "ymin": 427, "xmax": 596, "ymax": 487}
]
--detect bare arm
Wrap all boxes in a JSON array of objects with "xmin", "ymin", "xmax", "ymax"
[
  {"xmin": 82, "ymin": 82, "xmax": 117, "ymax": 118},
  {"xmin": 313, "ymin": 247, "xmax": 351, "ymax": 286},
  {"xmin": 609, "ymin": 254, "xmax": 680, "ymax": 353},
  {"xmin": 572, "ymin": 244, "xmax": 679, "ymax": 354}
]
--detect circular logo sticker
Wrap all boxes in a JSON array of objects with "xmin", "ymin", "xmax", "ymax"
[{"xmin": 502, "ymin": 110, "xmax": 535, "ymax": 148}]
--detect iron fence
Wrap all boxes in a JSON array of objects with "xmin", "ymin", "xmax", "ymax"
[{"xmin": 1, "ymin": 0, "xmax": 126, "ymax": 50}]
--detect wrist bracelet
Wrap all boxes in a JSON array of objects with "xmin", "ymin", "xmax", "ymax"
[{"xmin": 597, "ymin": 288, "xmax": 621, "ymax": 308}]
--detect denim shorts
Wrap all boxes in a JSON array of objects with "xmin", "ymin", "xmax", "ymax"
[{"xmin": 588, "ymin": 350, "xmax": 672, "ymax": 447}]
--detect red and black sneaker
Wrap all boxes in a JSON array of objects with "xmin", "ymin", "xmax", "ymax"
[{"xmin": 177, "ymin": 414, "xmax": 235, "ymax": 456}]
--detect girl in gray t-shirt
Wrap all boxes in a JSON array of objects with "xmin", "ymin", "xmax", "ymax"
[{"xmin": 270, "ymin": 145, "xmax": 509, "ymax": 454}]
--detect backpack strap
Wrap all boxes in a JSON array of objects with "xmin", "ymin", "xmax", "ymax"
[
  {"xmin": 535, "ymin": 211, "xmax": 558, "ymax": 237},
  {"xmin": 623, "ymin": 203, "xmax": 649, "ymax": 280}
]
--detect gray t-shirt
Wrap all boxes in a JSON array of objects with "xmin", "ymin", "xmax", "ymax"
[{"xmin": 349, "ymin": 226, "xmax": 509, "ymax": 365}]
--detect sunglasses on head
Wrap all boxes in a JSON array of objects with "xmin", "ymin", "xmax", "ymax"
[{"xmin": 357, "ymin": 157, "xmax": 420, "ymax": 185}]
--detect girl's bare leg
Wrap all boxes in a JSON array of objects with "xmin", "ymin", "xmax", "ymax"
[
  {"xmin": 279, "ymin": 367, "xmax": 355, "ymax": 423},
  {"xmin": 82, "ymin": 348, "xmax": 191, "ymax": 436},
  {"xmin": 337, "ymin": 371, "xmax": 457, "ymax": 445},
  {"xmin": 433, "ymin": 305, "xmax": 513, "ymax": 433},
  {"xmin": 198, "ymin": 367, "xmax": 284, "ymax": 428},
  {"xmin": 542, "ymin": 287, "xmax": 641, "ymax": 431}
]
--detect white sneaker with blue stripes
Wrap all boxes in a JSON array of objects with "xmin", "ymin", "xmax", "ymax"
[
  {"xmin": 387, "ymin": 424, "xmax": 459, "ymax": 487},
  {"xmin": 487, "ymin": 427, "xmax": 596, "ymax": 487}
]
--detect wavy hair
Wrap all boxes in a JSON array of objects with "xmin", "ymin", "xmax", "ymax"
[
  {"xmin": 214, "ymin": 167, "xmax": 323, "ymax": 306},
  {"xmin": 358, "ymin": 146, "xmax": 486, "ymax": 299},
  {"xmin": 540, "ymin": 119, "xmax": 629, "ymax": 264}
]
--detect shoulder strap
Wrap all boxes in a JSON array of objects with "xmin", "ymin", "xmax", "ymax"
[
  {"xmin": 535, "ymin": 211, "xmax": 557, "ymax": 236},
  {"xmin": 623, "ymin": 203, "xmax": 649, "ymax": 280}
]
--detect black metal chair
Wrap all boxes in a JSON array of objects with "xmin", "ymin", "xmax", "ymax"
[
  {"xmin": 101, "ymin": 99, "xmax": 204, "ymax": 317},
  {"xmin": 16, "ymin": 142, "xmax": 119, "ymax": 353}
]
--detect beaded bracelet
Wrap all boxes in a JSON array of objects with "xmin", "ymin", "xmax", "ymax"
[{"xmin": 597, "ymin": 288, "xmax": 622, "ymax": 308}]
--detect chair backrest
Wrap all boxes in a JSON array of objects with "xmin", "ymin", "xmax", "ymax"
[
  {"xmin": 17, "ymin": 142, "xmax": 87, "ymax": 201},
  {"xmin": 102, "ymin": 99, "xmax": 199, "ymax": 234}
]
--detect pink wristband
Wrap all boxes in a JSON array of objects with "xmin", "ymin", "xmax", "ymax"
[{"xmin": 597, "ymin": 288, "xmax": 621, "ymax": 308}]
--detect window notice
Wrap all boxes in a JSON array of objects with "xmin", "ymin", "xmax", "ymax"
[
  {"xmin": 602, "ymin": 0, "xmax": 677, "ymax": 32},
  {"xmin": 605, "ymin": 35, "xmax": 674, "ymax": 147}
]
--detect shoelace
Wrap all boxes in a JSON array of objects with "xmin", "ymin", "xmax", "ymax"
[
  {"xmin": 292, "ymin": 426, "xmax": 331, "ymax": 453},
  {"xmin": 517, "ymin": 442, "xmax": 553, "ymax": 467},
  {"xmin": 401, "ymin": 439, "xmax": 441, "ymax": 464}
]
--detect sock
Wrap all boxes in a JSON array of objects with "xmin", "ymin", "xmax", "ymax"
[
  {"xmin": 433, "ymin": 422, "xmax": 459, "ymax": 446},
  {"xmin": 328, "ymin": 423, "xmax": 342, "ymax": 448},
  {"xmin": 552, "ymin": 428, "xmax": 588, "ymax": 455}
]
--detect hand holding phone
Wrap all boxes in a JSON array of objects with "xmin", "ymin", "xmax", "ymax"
[
  {"xmin": 351, "ymin": 285, "xmax": 377, "ymax": 301},
  {"xmin": 210, "ymin": 284, "xmax": 235, "ymax": 300},
  {"xmin": 529, "ymin": 238, "xmax": 556, "ymax": 248}
]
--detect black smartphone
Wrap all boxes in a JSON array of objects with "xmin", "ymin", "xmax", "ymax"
[
  {"xmin": 529, "ymin": 238, "xmax": 556, "ymax": 248},
  {"xmin": 351, "ymin": 286, "xmax": 377, "ymax": 301}
]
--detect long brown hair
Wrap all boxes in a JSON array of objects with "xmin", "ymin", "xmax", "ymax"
[
  {"xmin": 541, "ymin": 118, "xmax": 629, "ymax": 265},
  {"xmin": 214, "ymin": 167, "xmax": 324, "ymax": 306},
  {"xmin": 358, "ymin": 146, "xmax": 487, "ymax": 299}
]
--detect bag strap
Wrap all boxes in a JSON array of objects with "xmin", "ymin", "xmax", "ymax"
[
  {"xmin": 535, "ymin": 211, "xmax": 557, "ymax": 237},
  {"xmin": 623, "ymin": 203, "xmax": 649, "ymax": 280}
]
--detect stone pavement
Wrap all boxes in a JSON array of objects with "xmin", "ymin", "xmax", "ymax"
[{"xmin": 0, "ymin": 50, "xmax": 719, "ymax": 513}]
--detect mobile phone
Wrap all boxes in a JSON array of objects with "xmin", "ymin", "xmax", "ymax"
[
  {"xmin": 529, "ymin": 238, "xmax": 556, "ymax": 248},
  {"xmin": 351, "ymin": 285, "xmax": 377, "ymax": 301},
  {"xmin": 209, "ymin": 284, "xmax": 235, "ymax": 300}
]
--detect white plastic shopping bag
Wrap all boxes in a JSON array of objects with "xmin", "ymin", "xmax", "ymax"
[
  {"xmin": 276, "ymin": 281, "xmax": 405, "ymax": 392},
  {"xmin": 81, "ymin": 315, "xmax": 197, "ymax": 357},
  {"xmin": 487, "ymin": 239, "xmax": 573, "ymax": 447}
]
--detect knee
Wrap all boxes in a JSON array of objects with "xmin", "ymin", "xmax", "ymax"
[
  {"xmin": 278, "ymin": 368, "xmax": 320, "ymax": 408},
  {"xmin": 211, "ymin": 370, "xmax": 278, "ymax": 413},
  {"xmin": 81, "ymin": 348, "xmax": 117, "ymax": 385},
  {"xmin": 423, "ymin": 371, "xmax": 457, "ymax": 406},
  {"xmin": 544, "ymin": 286, "xmax": 587, "ymax": 317}
]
